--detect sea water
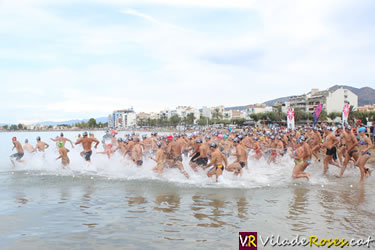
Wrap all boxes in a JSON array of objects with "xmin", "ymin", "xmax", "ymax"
[{"xmin": 0, "ymin": 131, "xmax": 374, "ymax": 249}]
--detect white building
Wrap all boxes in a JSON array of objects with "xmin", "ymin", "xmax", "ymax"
[
  {"xmin": 109, "ymin": 108, "xmax": 136, "ymax": 128},
  {"xmin": 201, "ymin": 106, "xmax": 212, "ymax": 119},
  {"xmin": 326, "ymin": 88, "xmax": 358, "ymax": 113},
  {"xmin": 122, "ymin": 112, "xmax": 136, "ymax": 128},
  {"xmin": 285, "ymin": 88, "xmax": 358, "ymax": 114}
]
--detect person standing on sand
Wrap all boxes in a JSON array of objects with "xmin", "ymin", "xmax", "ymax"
[
  {"xmin": 75, "ymin": 132, "xmax": 99, "ymax": 163},
  {"xmin": 10, "ymin": 137, "xmax": 24, "ymax": 167}
]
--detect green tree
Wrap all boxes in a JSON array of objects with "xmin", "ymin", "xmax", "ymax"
[
  {"xmin": 186, "ymin": 113, "xmax": 195, "ymax": 125},
  {"xmin": 169, "ymin": 115, "xmax": 181, "ymax": 127},
  {"xmin": 10, "ymin": 124, "xmax": 17, "ymax": 130},
  {"xmin": 197, "ymin": 116, "xmax": 208, "ymax": 126},
  {"xmin": 231, "ymin": 118, "xmax": 245, "ymax": 126},
  {"xmin": 249, "ymin": 113, "xmax": 259, "ymax": 122},
  {"xmin": 18, "ymin": 123, "xmax": 23, "ymax": 130},
  {"xmin": 88, "ymin": 118, "xmax": 97, "ymax": 128},
  {"xmin": 328, "ymin": 112, "xmax": 340, "ymax": 121},
  {"xmin": 2, "ymin": 125, "xmax": 8, "ymax": 130},
  {"xmin": 212, "ymin": 108, "xmax": 223, "ymax": 121}
]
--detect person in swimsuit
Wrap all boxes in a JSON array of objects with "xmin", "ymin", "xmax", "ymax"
[
  {"xmin": 10, "ymin": 137, "xmax": 24, "ymax": 166},
  {"xmin": 355, "ymin": 127, "xmax": 373, "ymax": 184},
  {"xmin": 226, "ymin": 137, "xmax": 248, "ymax": 176},
  {"xmin": 292, "ymin": 139, "xmax": 311, "ymax": 180},
  {"xmin": 205, "ymin": 142, "xmax": 228, "ymax": 182},
  {"xmin": 151, "ymin": 141, "xmax": 166, "ymax": 174},
  {"xmin": 75, "ymin": 132, "xmax": 99, "ymax": 163},
  {"xmin": 56, "ymin": 141, "xmax": 70, "ymax": 167}
]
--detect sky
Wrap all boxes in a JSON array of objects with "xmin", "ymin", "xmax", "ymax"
[{"xmin": 1, "ymin": 0, "xmax": 375, "ymax": 124}]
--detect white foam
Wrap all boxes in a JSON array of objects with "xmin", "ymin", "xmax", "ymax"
[{"xmin": 5, "ymin": 146, "xmax": 360, "ymax": 189}]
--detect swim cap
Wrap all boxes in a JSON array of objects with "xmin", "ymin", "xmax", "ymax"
[
  {"xmin": 36, "ymin": 136, "xmax": 41, "ymax": 141},
  {"xmin": 196, "ymin": 139, "xmax": 203, "ymax": 143},
  {"xmin": 299, "ymin": 136, "xmax": 305, "ymax": 141},
  {"xmin": 277, "ymin": 136, "xmax": 281, "ymax": 140},
  {"xmin": 25, "ymin": 139, "xmax": 28, "ymax": 143},
  {"xmin": 358, "ymin": 127, "xmax": 366, "ymax": 133},
  {"xmin": 168, "ymin": 136, "xmax": 173, "ymax": 141},
  {"xmin": 58, "ymin": 141, "xmax": 64, "ymax": 147},
  {"xmin": 118, "ymin": 138, "xmax": 123, "ymax": 142},
  {"xmin": 205, "ymin": 135, "xmax": 211, "ymax": 140},
  {"xmin": 83, "ymin": 132, "xmax": 88, "ymax": 137},
  {"xmin": 337, "ymin": 125, "xmax": 342, "ymax": 129},
  {"xmin": 188, "ymin": 135, "xmax": 192, "ymax": 140},
  {"xmin": 218, "ymin": 134, "xmax": 223, "ymax": 139},
  {"xmin": 254, "ymin": 137, "xmax": 259, "ymax": 141},
  {"xmin": 233, "ymin": 137, "xmax": 240, "ymax": 143},
  {"xmin": 345, "ymin": 125, "xmax": 352, "ymax": 130},
  {"xmin": 270, "ymin": 136, "xmax": 275, "ymax": 140},
  {"xmin": 224, "ymin": 135, "xmax": 228, "ymax": 140},
  {"xmin": 157, "ymin": 141, "xmax": 162, "ymax": 147},
  {"xmin": 60, "ymin": 133, "xmax": 64, "ymax": 137},
  {"xmin": 209, "ymin": 142, "xmax": 217, "ymax": 148},
  {"xmin": 142, "ymin": 134, "xmax": 147, "ymax": 138},
  {"xmin": 12, "ymin": 137, "xmax": 16, "ymax": 141},
  {"xmin": 128, "ymin": 136, "xmax": 133, "ymax": 141}
]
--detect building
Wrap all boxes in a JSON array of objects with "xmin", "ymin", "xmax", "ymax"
[
  {"xmin": 285, "ymin": 88, "xmax": 358, "ymax": 114},
  {"xmin": 245, "ymin": 104, "xmax": 267, "ymax": 114},
  {"xmin": 109, "ymin": 108, "xmax": 136, "ymax": 128},
  {"xmin": 326, "ymin": 88, "xmax": 358, "ymax": 113},
  {"xmin": 358, "ymin": 105, "xmax": 375, "ymax": 112},
  {"xmin": 201, "ymin": 106, "xmax": 212, "ymax": 119}
]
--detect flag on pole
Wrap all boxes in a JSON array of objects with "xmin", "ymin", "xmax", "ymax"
[
  {"xmin": 313, "ymin": 104, "xmax": 323, "ymax": 126},
  {"xmin": 287, "ymin": 108, "xmax": 295, "ymax": 130},
  {"xmin": 342, "ymin": 104, "xmax": 350, "ymax": 126}
]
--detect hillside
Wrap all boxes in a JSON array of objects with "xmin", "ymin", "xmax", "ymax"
[
  {"xmin": 328, "ymin": 85, "xmax": 375, "ymax": 106},
  {"xmin": 263, "ymin": 85, "xmax": 375, "ymax": 107}
]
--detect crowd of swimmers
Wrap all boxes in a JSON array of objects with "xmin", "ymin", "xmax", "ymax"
[{"xmin": 10, "ymin": 125, "xmax": 374, "ymax": 183}]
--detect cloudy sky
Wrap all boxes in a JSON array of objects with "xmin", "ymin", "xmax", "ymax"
[{"xmin": 1, "ymin": 0, "xmax": 374, "ymax": 124}]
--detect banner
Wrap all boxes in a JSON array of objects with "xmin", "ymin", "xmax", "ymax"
[
  {"xmin": 342, "ymin": 104, "xmax": 350, "ymax": 126},
  {"xmin": 287, "ymin": 108, "xmax": 295, "ymax": 130},
  {"xmin": 313, "ymin": 104, "xmax": 323, "ymax": 126}
]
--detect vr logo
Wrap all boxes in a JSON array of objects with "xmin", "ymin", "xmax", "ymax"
[{"xmin": 239, "ymin": 232, "xmax": 257, "ymax": 250}]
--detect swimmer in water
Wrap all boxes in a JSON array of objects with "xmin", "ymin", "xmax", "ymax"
[
  {"xmin": 75, "ymin": 132, "xmax": 99, "ymax": 163},
  {"xmin": 33, "ymin": 136, "xmax": 49, "ymax": 152},
  {"xmin": 205, "ymin": 142, "xmax": 227, "ymax": 182},
  {"xmin": 151, "ymin": 141, "xmax": 165, "ymax": 174},
  {"xmin": 167, "ymin": 136, "xmax": 190, "ymax": 179},
  {"xmin": 51, "ymin": 133, "xmax": 74, "ymax": 148},
  {"xmin": 226, "ymin": 137, "xmax": 248, "ymax": 176},
  {"xmin": 10, "ymin": 137, "xmax": 24, "ymax": 167},
  {"xmin": 56, "ymin": 141, "xmax": 70, "ymax": 167},
  {"xmin": 355, "ymin": 127, "xmax": 373, "ymax": 184},
  {"xmin": 23, "ymin": 139, "xmax": 34, "ymax": 153},
  {"xmin": 292, "ymin": 139, "xmax": 311, "ymax": 180}
]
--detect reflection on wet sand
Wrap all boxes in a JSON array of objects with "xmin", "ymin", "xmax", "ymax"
[
  {"xmin": 318, "ymin": 188, "xmax": 337, "ymax": 228},
  {"xmin": 191, "ymin": 194, "xmax": 238, "ymax": 229},
  {"xmin": 236, "ymin": 197, "xmax": 248, "ymax": 220},
  {"xmin": 14, "ymin": 191, "xmax": 29, "ymax": 205},
  {"xmin": 153, "ymin": 194, "xmax": 180, "ymax": 213},
  {"xmin": 287, "ymin": 186, "xmax": 312, "ymax": 233}
]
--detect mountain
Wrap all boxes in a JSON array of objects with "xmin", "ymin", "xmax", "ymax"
[
  {"xmin": 328, "ymin": 85, "xmax": 375, "ymax": 106},
  {"xmin": 263, "ymin": 96, "xmax": 292, "ymax": 107},
  {"xmin": 263, "ymin": 85, "xmax": 375, "ymax": 107},
  {"xmin": 36, "ymin": 117, "xmax": 108, "ymax": 126}
]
